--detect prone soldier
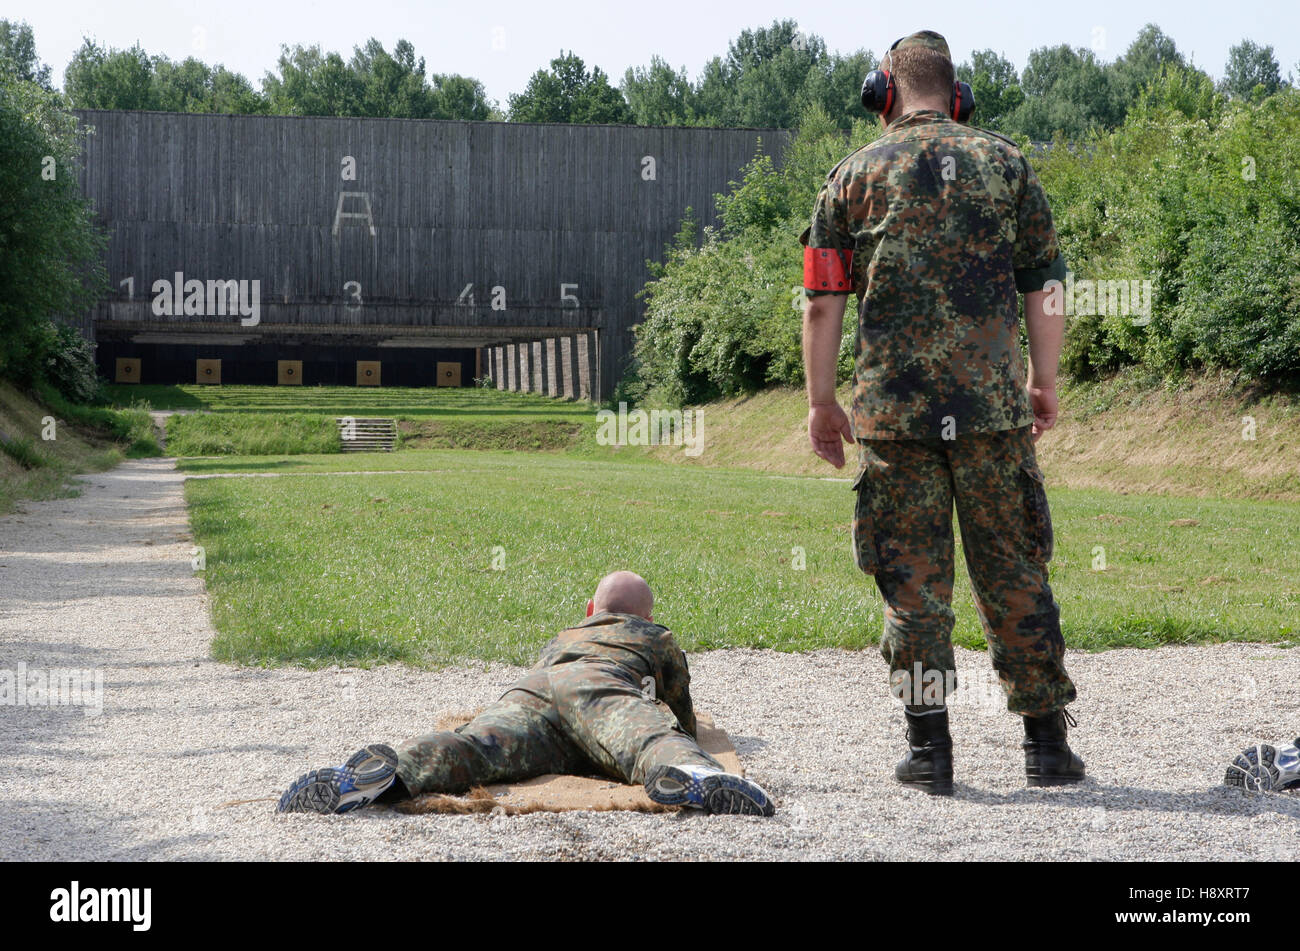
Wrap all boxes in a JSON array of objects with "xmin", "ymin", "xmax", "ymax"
[{"xmin": 278, "ymin": 571, "xmax": 775, "ymax": 816}]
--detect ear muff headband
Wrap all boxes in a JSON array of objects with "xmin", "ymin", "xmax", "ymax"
[{"xmin": 861, "ymin": 36, "xmax": 976, "ymax": 122}]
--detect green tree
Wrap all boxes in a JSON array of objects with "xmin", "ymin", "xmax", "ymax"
[
  {"xmin": 694, "ymin": 20, "xmax": 826, "ymax": 129},
  {"xmin": 793, "ymin": 49, "xmax": 873, "ymax": 128},
  {"xmin": 621, "ymin": 56, "xmax": 694, "ymax": 125},
  {"xmin": 1129, "ymin": 62, "xmax": 1221, "ymax": 122},
  {"xmin": 508, "ymin": 51, "xmax": 632, "ymax": 123},
  {"xmin": 1111, "ymin": 23, "xmax": 1186, "ymax": 106},
  {"xmin": 348, "ymin": 38, "xmax": 436, "ymax": 118},
  {"xmin": 1006, "ymin": 44, "xmax": 1122, "ymax": 139},
  {"xmin": 148, "ymin": 56, "xmax": 264, "ymax": 113},
  {"xmin": 150, "ymin": 56, "xmax": 214, "ymax": 112},
  {"xmin": 0, "ymin": 19, "xmax": 51, "ymax": 88},
  {"xmin": 262, "ymin": 43, "xmax": 363, "ymax": 116},
  {"xmin": 0, "ymin": 76, "xmax": 107, "ymax": 383},
  {"xmin": 427, "ymin": 73, "xmax": 493, "ymax": 120},
  {"xmin": 1220, "ymin": 39, "xmax": 1282, "ymax": 100},
  {"xmin": 955, "ymin": 50, "xmax": 1024, "ymax": 130},
  {"xmin": 207, "ymin": 66, "xmax": 269, "ymax": 114},
  {"xmin": 628, "ymin": 108, "xmax": 877, "ymax": 403},
  {"xmin": 64, "ymin": 40, "xmax": 155, "ymax": 110}
]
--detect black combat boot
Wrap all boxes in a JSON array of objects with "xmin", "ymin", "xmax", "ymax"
[
  {"xmin": 1023, "ymin": 708, "xmax": 1085, "ymax": 786},
  {"xmin": 895, "ymin": 706, "xmax": 954, "ymax": 796}
]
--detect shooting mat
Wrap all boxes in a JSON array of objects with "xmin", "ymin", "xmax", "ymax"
[{"xmin": 394, "ymin": 712, "xmax": 741, "ymax": 815}]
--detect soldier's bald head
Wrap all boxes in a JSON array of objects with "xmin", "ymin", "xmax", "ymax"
[{"xmin": 591, "ymin": 571, "xmax": 654, "ymax": 620}]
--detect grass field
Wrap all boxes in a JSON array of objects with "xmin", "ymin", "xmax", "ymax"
[{"xmin": 183, "ymin": 448, "xmax": 1300, "ymax": 668}]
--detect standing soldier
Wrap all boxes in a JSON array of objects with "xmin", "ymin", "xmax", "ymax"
[{"xmin": 800, "ymin": 31, "xmax": 1084, "ymax": 795}]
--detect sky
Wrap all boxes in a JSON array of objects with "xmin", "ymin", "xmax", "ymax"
[{"xmin": 7, "ymin": 0, "xmax": 1299, "ymax": 107}]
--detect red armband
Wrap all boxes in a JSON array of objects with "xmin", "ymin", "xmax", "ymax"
[{"xmin": 803, "ymin": 246, "xmax": 854, "ymax": 293}]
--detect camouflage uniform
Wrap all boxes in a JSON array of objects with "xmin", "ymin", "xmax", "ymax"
[
  {"xmin": 801, "ymin": 35, "xmax": 1076, "ymax": 716},
  {"xmin": 394, "ymin": 612, "xmax": 723, "ymax": 795}
]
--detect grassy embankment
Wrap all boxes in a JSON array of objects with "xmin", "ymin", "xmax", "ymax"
[
  {"xmin": 106, "ymin": 384, "xmax": 593, "ymax": 455},
  {"xmin": 0, "ymin": 382, "xmax": 159, "ymax": 516}
]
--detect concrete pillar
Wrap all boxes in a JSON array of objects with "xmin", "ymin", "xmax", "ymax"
[
  {"xmin": 561, "ymin": 335, "xmax": 578, "ymax": 400},
  {"xmin": 541, "ymin": 338, "xmax": 556, "ymax": 396},
  {"xmin": 537, "ymin": 339, "xmax": 551, "ymax": 397},
  {"xmin": 581, "ymin": 331, "xmax": 599, "ymax": 401},
  {"xmin": 573, "ymin": 333, "xmax": 589, "ymax": 401}
]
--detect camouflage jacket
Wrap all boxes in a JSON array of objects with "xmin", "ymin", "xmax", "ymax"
[
  {"xmin": 535, "ymin": 612, "xmax": 698, "ymax": 737},
  {"xmin": 801, "ymin": 110, "xmax": 1067, "ymax": 440}
]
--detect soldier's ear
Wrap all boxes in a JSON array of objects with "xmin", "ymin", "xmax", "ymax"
[{"xmin": 586, "ymin": 599, "xmax": 595, "ymax": 617}]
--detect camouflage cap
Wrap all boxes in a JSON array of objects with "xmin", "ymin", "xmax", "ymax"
[{"xmin": 881, "ymin": 30, "xmax": 952, "ymax": 69}]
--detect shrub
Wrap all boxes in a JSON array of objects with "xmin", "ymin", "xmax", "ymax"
[
  {"xmin": 630, "ymin": 73, "xmax": 1300, "ymax": 404},
  {"xmin": 0, "ymin": 433, "xmax": 48, "ymax": 469}
]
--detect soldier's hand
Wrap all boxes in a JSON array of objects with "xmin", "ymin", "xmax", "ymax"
[
  {"xmin": 808, "ymin": 401, "xmax": 854, "ymax": 468},
  {"xmin": 1027, "ymin": 383, "xmax": 1059, "ymax": 442}
]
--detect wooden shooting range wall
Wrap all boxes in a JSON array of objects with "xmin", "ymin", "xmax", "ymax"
[{"xmin": 73, "ymin": 109, "xmax": 792, "ymax": 399}]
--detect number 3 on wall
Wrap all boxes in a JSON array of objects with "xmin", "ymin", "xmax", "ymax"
[{"xmin": 344, "ymin": 280, "xmax": 363, "ymax": 314}]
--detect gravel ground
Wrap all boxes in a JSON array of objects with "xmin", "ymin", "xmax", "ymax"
[{"xmin": 1, "ymin": 458, "xmax": 1297, "ymax": 861}]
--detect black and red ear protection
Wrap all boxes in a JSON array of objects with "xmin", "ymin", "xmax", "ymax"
[{"xmin": 860, "ymin": 36, "xmax": 974, "ymax": 122}]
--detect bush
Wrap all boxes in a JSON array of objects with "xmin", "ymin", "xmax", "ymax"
[
  {"xmin": 1037, "ymin": 75, "xmax": 1300, "ymax": 389},
  {"xmin": 630, "ymin": 72, "xmax": 1300, "ymax": 404},
  {"xmin": 627, "ymin": 106, "xmax": 875, "ymax": 406},
  {"xmin": 22, "ymin": 320, "xmax": 102, "ymax": 403}
]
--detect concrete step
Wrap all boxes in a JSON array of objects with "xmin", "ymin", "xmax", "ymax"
[{"xmin": 336, "ymin": 417, "xmax": 396, "ymax": 452}]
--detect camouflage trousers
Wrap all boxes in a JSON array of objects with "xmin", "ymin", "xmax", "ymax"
[
  {"xmin": 394, "ymin": 660, "xmax": 723, "ymax": 795},
  {"xmin": 851, "ymin": 425, "xmax": 1077, "ymax": 716}
]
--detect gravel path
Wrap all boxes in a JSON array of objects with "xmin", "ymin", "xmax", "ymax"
[{"xmin": 1, "ymin": 458, "xmax": 1297, "ymax": 861}]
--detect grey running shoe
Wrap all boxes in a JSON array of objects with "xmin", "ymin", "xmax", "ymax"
[{"xmin": 278, "ymin": 744, "xmax": 399, "ymax": 814}]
